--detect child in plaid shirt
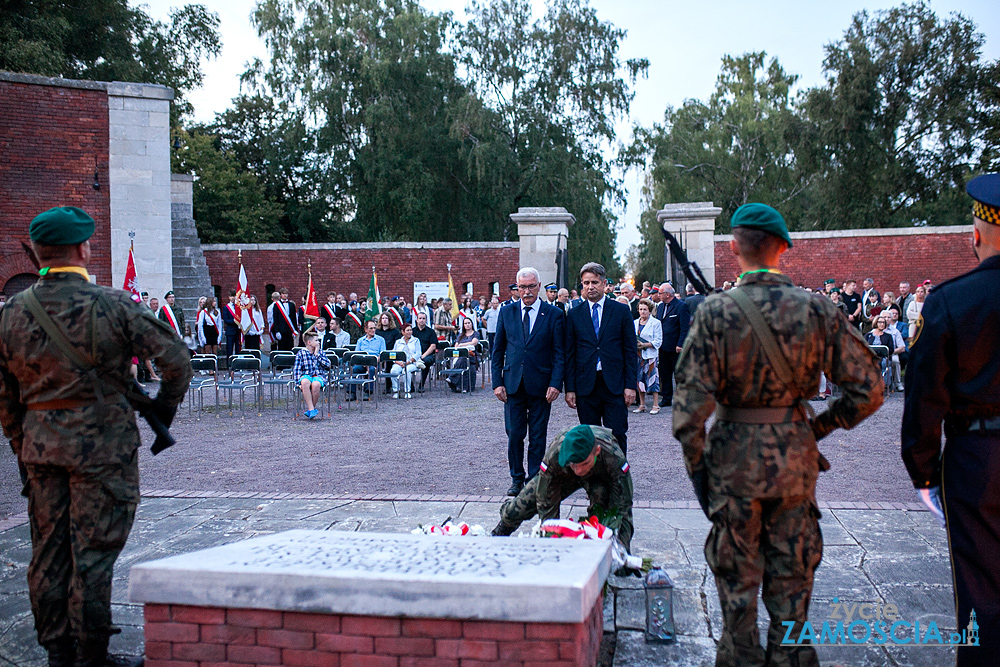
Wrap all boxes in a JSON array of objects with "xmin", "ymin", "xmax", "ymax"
[{"xmin": 293, "ymin": 332, "xmax": 331, "ymax": 419}]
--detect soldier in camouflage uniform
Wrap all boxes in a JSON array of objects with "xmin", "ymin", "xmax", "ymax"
[
  {"xmin": 0, "ymin": 207, "xmax": 192, "ymax": 667},
  {"xmin": 491, "ymin": 424, "xmax": 634, "ymax": 551},
  {"xmin": 673, "ymin": 203, "xmax": 883, "ymax": 667}
]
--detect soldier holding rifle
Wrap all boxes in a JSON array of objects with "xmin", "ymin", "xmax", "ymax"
[
  {"xmin": 0, "ymin": 207, "xmax": 191, "ymax": 667},
  {"xmin": 673, "ymin": 203, "xmax": 882, "ymax": 667}
]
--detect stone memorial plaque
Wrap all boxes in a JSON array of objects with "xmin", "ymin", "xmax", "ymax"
[{"xmin": 129, "ymin": 530, "xmax": 611, "ymax": 623}]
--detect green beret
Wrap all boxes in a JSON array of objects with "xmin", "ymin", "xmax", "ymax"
[
  {"xmin": 730, "ymin": 203, "xmax": 792, "ymax": 248},
  {"xmin": 824, "ymin": 278, "xmax": 836, "ymax": 285},
  {"xmin": 558, "ymin": 425, "xmax": 596, "ymax": 467},
  {"xmin": 29, "ymin": 207, "xmax": 95, "ymax": 246}
]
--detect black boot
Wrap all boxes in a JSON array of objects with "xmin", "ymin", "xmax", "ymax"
[
  {"xmin": 45, "ymin": 639, "xmax": 75, "ymax": 667},
  {"xmin": 75, "ymin": 636, "xmax": 109, "ymax": 667},
  {"xmin": 491, "ymin": 521, "xmax": 516, "ymax": 537}
]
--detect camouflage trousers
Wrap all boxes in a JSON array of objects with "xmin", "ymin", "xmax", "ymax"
[
  {"xmin": 497, "ymin": 474, "xmax": 634, "ymax": 551},
  {"xmin": 705, "ymin": 495, "xmax": 822, "ymax": 667},
  {"xmin": 24, "ymin": 462, "xmax": 138, "ymax": 647}
]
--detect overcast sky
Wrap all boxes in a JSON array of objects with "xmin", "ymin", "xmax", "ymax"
[{"xmin": 142, "ymin": 0, "xmax": 999, "ymax": 256}]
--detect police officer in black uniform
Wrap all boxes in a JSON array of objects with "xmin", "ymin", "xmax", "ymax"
[{"xmin": 901, "ymin": 173, "xmax": 1000, "ymax": 667}]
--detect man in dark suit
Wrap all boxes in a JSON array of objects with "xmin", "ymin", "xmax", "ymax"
[
  {"xmin": 656, "ymin": 282, "xmax": 690, "ymax": 407},
  {"xmin": 270, "ymin": 287, "xmax": 300, "ymax": 351},
  {"xmin": 493, "ymin": 268, "xmax": 566, "ymax": 496},
  {"xmin": 565, "ymin": 262, "xmax": 638, "ymax": 454}
]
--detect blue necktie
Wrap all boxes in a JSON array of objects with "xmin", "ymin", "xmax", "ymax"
[
  {"xmin": 592, "ymin": 302, "xmax": 600, "ymax": 336},
  {"xmin": 522, "ymin": 305, "xmax": 531, "ymax": 340}
]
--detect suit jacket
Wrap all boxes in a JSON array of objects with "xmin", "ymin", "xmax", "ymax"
[
  {"xmin": 656, "ymin": 297, "xmax": 690, "ymax": 350},
  {"xmin": 492, "ymin": 300, "xmax": 565, "ymax": 397},
  {"xmin": 565, "ymin": 298, "xmax": 638, "ymax": 396},
  {"xmin": 221, "ymin": 301, "xmax": 241, "ymax": 333},
  {"xmin": 271, "ymin": 300, "xmax": 299, "ymax": 338}
]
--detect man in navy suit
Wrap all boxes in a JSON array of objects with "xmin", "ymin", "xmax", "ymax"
[
  {"xmin": 656, "ymin": 282, "xmax": 690, "ymax": 407},
  {"xmin": 565, "ymin": 262, "xmax": 638, "ymax": 454},
  {"xmin": 492, "ymin": 268, "xmax": 566, "ymax": 496}
]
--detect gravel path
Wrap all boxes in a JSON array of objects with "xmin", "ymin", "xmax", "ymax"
[{"xmin": 1, "ymin": 385, "xmax": 916, "ymax": 519}]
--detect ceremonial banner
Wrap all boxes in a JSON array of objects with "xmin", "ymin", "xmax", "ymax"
[
  {"xmin": 305, "ymin": 261, "xmax": 320, "ymax": 319},
  {"xmin": 365, "ymin": 268, "xmax": 381, "ymax": 321},
  {"xmin": 447, "ymin": 271, "xmax": 460, "ymax": 319},
  {"xmin": 235, "ymin": 257, "xmax": 252, "ymax": 333},
  {"xmin": 123, "ymin": 246, "xmax": 140, "ymax": 298}
]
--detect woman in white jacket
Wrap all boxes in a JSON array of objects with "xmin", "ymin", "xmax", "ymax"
[{"xmin": 633, "ymin": 298, "xmax": 663, "ymax": 414}]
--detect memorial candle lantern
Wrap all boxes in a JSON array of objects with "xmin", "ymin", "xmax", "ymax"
[{"xmin": 644, "ymin": 566, "xmax": 676, "ymax": 643}]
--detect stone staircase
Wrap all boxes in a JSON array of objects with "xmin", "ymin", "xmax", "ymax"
[{"xmin": 170, "ymin": 175, "xmax": 213, "ymax": 323}]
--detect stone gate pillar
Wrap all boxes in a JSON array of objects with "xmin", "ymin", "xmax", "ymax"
[
  {"xmin": 510, "ymin": 207, "xmax": 575, "ymax": 287},
  {"xmin": 657, "ymin": 202, "xmax": 721, "ymax": 290}
]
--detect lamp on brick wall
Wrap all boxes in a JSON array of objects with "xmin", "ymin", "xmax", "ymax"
[{"xmin": 92, "ymin": 157, "xmax": 100, "ymax": 190}]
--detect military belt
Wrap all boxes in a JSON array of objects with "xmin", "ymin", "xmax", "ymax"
[
  {"xmin": 27, "ymin": 395, "xmax": 117, "ymax": 411},
  {"xmin": 27, "ymin": 399, "xmax": 92, "ymax": 411},
  {"xmin": 716, "ymin": 404, "xmax": 808, "ymax": 424}
]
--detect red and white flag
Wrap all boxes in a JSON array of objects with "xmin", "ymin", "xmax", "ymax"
[
  {"xmin": 123, "ymin": 246, "xmax": 140, "ymax": 299},
  {"xmin": 235, "ymin": 258, "xmax": 252, "ymax": 333}
]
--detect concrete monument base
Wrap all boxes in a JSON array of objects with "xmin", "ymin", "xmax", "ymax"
[{"xmin": 130, "ymin": 530, "xmax": 611, "ymax": 666}]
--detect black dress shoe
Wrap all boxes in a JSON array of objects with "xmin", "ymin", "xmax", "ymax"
[
  {"xmin": 659, "ymin": 398, "xmax": 672, "ymax": 407},
  {"xmin": 506, "ymin": 482, "xmax": 524, "ymax": 496}
]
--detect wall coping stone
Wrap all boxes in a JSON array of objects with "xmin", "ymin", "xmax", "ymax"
[
  {"xmin": 657, "ymin": 202, "xmax": 723, "ymax": 221},
  {"xmin": 0, "ymin": 71, "xmax": 173, "ymax": 99},
  {"xmin": 203, "ymin": 242, "xmax": 519, "ymax": 251},
  {"xmin": 715, "ymin": 225, "xmax": 974, "ymax": 242},
  {"xmin": 129, "ymin": 529, "xmax": 611, "ymax": 623}
]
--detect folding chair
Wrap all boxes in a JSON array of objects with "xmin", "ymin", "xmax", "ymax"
[
  {"xmin": 264, "ymin": 352, "xmax": 296, "ymax": 406},
  {"xmin": 340, "ymin": 354, "xmax": 378, "ymax": 412},
  {"xmin": 187, "ymin": 356, "xmax": 218, "ymax": 414},
  {"xmin": 439, "ymin": 347, "xmax": 472, "ymax": 393},
  {"xmin": 325, "ymin": 351, "xmax": 343, "ymax": 411},
  {"xmin": 376, "ymin": 350, "xmax": 408, "ymax": 398},
  {"xmin": 475, "ymin": 341, "xmax": 487, "ymax": 388},
  {"xmin": 217, "ymin": 356, "xmax": 262, "ymax": 414}
]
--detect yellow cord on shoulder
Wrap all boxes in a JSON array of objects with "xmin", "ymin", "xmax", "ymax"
[{"xmin": 39, "ymin": 266, "xmax": 90, "ymax": 280}]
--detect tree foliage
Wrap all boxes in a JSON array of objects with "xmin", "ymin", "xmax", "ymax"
[
  {"xmin": 0, "ymin": 0, "xmax": 221, "ymax": 123},
  {"xmin": 628, "ymin": 1, "xmax": 997, "ymax": 287}
]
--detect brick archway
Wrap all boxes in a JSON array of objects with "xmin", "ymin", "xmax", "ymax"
[{"xmin": 0, "ymin": 255, "xmax": 39, "ymax": 292}]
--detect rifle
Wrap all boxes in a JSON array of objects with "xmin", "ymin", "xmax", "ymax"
[
  {"xmin": 20, "ymin": 242, "xmax": 176, "ymax": 455},
  {"xmin": 661, "ymin": 229, "xmax": 714, "ymax": 295}
]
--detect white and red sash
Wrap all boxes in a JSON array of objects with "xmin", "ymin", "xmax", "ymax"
[
  {"xmin": 346, "ymin": 311, "xmax": 364, "ymax": 329},
  {"xmin": 225, "ymin": 303, "xmax": 240, "ymax": 328},
  {"xmin": 161, "ymin": 304, "xmax": 181, "ymax": 336},
  {"xmin": 387, "ymin": 306, "xmax": 404, "ymax": 328},
  {"xmin": 201, "ymin": 309, "xmax": 221, "ymax": 334},
  {"xmin": 276, "ymin": 300, "xmax": 299, "ymax": 336},
  {"xmin": 322, "ymin": 303, "xmax": 337, "ymax": 322},
  {"xmin": 250, "ymin": 309, "xmax": 265, "ymax": 335}
]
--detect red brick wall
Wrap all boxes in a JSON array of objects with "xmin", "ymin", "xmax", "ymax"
[
  {"xmin": 203, "ymin": 246, "xmax": 521, "ymax": 304},
  {"xmin": 0, "ymin": 80, "xmax": 111, "ymax": 287},
  {"xmin": 714, "ymin": 229, "xmax": 979, "ymax": 290},
  {"xmin": 143, "ymin": 600, "xmax": 604, "ymax": 667}
]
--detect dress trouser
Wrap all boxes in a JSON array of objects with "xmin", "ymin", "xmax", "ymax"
[
  {"xmin": 575, "ymin": 371, "xmax": 628, "ymax": 454},
  {"xmin": 225, "ymin": 327, "xmax": 241, "ymax": 360},
  {"xmin": 504, "ymin": 383, "xmax": 552, "ymax": 484},
  {"xmin": 658, "ymin": 346, "xmax": 679, "ymax": 403},
  {"xmin": 25, "ymin": 462, "xmax": 138, "ymax": 647},
  {"xmin": 705, "ymin": 494, "xmax": 822, "ymax": 667},
  {"xmin": 943, "ymin": 431, "xmax": 1000, "ymax": 667}
]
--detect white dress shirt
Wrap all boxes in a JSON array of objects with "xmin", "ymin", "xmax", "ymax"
[{"xmin": 520, "ymin": 300, "xmax": 540, "ymax": 335}]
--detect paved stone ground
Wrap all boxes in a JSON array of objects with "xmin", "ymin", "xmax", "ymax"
[
  {"xmin": 1, "ymin": 385, "xmax": 915, "ymax": 521},
  {"xmin": 0, "ymin": 494, "xmax": 956, "ymax": 667}
]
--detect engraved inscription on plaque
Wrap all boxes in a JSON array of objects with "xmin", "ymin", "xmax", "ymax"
[{"xmin": 223, "ymin": 533, "xmax": 574, "ymax": 579}]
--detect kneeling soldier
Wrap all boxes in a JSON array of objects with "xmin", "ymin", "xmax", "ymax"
[{"xmin": 491, "ymin": 424, "xmax": 634, "ymax": 551}]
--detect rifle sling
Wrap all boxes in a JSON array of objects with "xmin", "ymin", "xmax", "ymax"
[
  {"xmin": 22, "ymin": 286, "xmax": 125, "ymax": 417},
  {"xmin": 723, "ymin": 287, "xmax": 816, "ymax": 423}
]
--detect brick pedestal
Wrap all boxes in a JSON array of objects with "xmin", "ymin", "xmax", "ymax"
[{"xmin": 143, "ymin": 599, "xmax": 603, "ymax": 667}]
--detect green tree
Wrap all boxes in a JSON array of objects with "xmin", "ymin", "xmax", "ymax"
[
  {"xmin": 0, "ymin": 0, "xmax": 221, "ymax": 122},
  {"xmin": 803, "ymin": 1, "xmax": 995, "ymax": 227},
  {"xmin": 626, "ymin": 52, "xmax": 809, "ymax": 283},
  {"xmin": 170, "ymin": 128, "xmax": 285, "ymax": 244},
  {"xmin": 457, "ymin": 0, "xmax": 648, "ymax": 274},
  {"xmin": 250, "ymin": 0, "xmax": 478, "ymax": 242}
]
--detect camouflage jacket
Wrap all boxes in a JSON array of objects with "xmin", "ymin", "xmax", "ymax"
[
  {"xmin": 0, "ymin": 273, "xmax": 192, "ymax": 468},
  {"xmin": 536, "ymin": 426, "xmax": 633, "ymax": 530},
  {"xmin": 673, "ymin": 272, "xmax": 883, "ymax": 500}
]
